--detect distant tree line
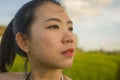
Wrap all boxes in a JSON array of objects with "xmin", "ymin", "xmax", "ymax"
[
  {"xmin": 0, "ymin": 25, "xmax": 6, "ymax": 36},
  {"xmin": 77, "ymin": 48, "xmax": 120, "ymax": 54}
]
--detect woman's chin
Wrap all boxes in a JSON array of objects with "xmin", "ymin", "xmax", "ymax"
[
  {"xmin": 50, "ymin": 59, "xmax": 74, "ymax": 69},
  {"xmin": 61, "ymin": 60, "xmax": 73, "ymax": 69}
]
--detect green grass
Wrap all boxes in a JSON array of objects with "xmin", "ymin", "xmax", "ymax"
[
  {"xmin": 10, "ymin": 55, "xmax": 26, "ymax": 72},
  {"xmin": 64, "ymin": 53, "xmax": 120, "ymax": 80},
  {"xmin": 10, "ymin": 51, "xmax": 120, "ymax": 80}
]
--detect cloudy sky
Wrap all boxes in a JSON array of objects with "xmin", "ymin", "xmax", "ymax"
[{"xmin": 0, "ymin": 0, "xmax": 120, "ymax": 51}]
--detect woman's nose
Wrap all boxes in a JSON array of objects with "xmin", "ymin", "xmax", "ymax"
[{"xmin": 62, "ymin": 32, "xmax": 74, "ymax": 44}]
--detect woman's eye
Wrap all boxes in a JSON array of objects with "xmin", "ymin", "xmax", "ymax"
[
  {"xmin": 47, "ymin": 25, "xmax": 59, "ymax": 29},
  {"xmin": 69, "ymin": 27, "xmax": 73, "ymax": 31}
]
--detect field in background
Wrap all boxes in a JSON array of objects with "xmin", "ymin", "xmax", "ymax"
[
  {"xmin": 10, "ymin": 50, "xmax": 120, "ymax": 80},
  {"xmin": 63, "ymin": 51, "xmax": 120, "ymax": 80}
]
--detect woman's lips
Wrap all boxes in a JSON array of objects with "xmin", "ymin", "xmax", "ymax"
[{"xmin": 62, "ymin": 48, "xmax": 74, "ymax": 57}]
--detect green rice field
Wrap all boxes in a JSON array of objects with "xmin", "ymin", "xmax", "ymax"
[{"xmin": 10, "ymin": 50, "xmax": 120, "ymax": 80}]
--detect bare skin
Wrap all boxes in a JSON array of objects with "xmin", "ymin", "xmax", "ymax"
[
  {"xmin": 0, "ymin": 72, "xmax": 24, "ymax": 80},
  {"xmin": 0, "ymin": 72, "xmax": 72, "ymax": 80}
]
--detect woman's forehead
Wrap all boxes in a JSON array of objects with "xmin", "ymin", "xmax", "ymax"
[
  {"xmin": 32, "ymin": 2, "xmax": 70, "ymax": 24},
  {"xmin": 34, "ymin": 2, "xmax": 65, "ymax": 17}
]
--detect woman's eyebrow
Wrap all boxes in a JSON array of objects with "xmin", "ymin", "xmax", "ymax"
[
  {"xmin": 45, "ymin": 18, "xmax": 73, "ymax": 24},
  {"xmin": 45, "ymin": 18, "xmax": 61, "ymax": 22},
  {"xmin": 67, "ymin": 20, "xmax": 73, "ymax": 24}
]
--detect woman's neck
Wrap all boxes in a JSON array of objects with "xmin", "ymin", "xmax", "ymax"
[{"xmin": 30, "ymin": 68, "xmax": 63, "ymax": 80}]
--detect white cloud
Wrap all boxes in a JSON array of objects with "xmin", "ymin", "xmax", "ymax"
[
  {"xmin": 83, "ymin": 0, "xmax": 113, "ymax": 6},
  {"xmin": 65, "ymin": 0, "xmax": 101, "ymax": 21},
  {"xmin": 65, "ymin": 0, "xmax": 120, "ymax": 30}
]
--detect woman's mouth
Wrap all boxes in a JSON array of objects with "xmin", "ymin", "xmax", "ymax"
[{"xmin": 62, "ymin": 48, "xmax": 74, "ymax": 57}]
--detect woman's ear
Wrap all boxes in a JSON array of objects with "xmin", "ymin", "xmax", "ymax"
[{"xmin": 15, "ymin": 32, "xmax": 30, "ymax": 54}]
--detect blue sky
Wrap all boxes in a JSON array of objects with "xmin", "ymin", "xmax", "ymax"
[{"xmin": 0, "ymin": 0, "xmax": 120, "ymax": 51}]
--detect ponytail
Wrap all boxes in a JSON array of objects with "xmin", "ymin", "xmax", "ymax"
[{"xmin": 0, "ymin": 19, "xmax": 16, "ymax": 72}]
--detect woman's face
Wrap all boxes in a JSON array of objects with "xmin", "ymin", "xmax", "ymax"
[{"xmin": 27, "ymin": 2, "xmax": 76, "ymax": 69}]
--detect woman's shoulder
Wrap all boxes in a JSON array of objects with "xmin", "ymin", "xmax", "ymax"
[
  {"xmin": 0, "ymin": 72, "xmax": 24, "ymax": 80},
  {"xmin": 0, "ymin": 72, "xmax": 72, "ymax": 80}
]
